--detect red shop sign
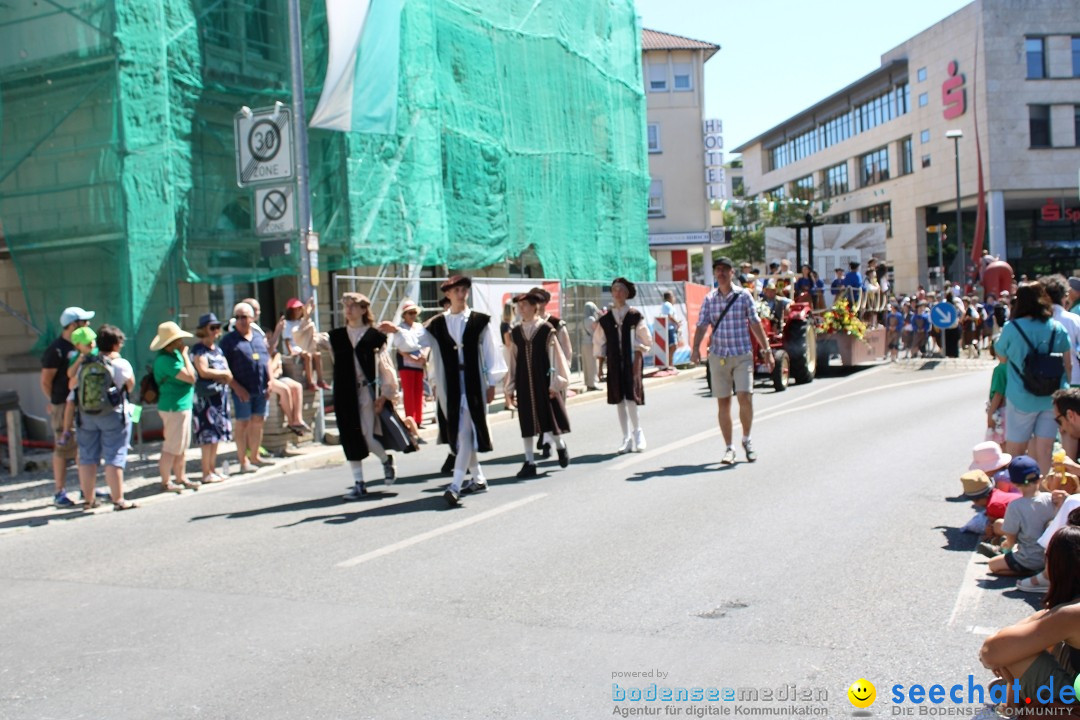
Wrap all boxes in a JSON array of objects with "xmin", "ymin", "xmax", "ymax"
[{"xmin": 1041, "ymin": 199, "xmax": 1080, "ymax": 223}]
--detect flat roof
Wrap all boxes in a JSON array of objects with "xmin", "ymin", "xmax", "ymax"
[
  {"xmin": 642, "ymin": 28, "xmax": 720, "ymax": 62},
  {"xmin": 731, "ymin": 59, "xmax": 908, "ymax": 153}
]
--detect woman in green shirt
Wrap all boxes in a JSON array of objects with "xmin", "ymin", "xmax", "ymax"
[{"xmin": 151, "ymin": 321, "xmax": 197, "ymax": 492}]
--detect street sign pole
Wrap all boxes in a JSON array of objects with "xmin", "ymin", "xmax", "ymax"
[{"xmin": 287, "ymin": 0, "xmax": 324, "ymax": 440}]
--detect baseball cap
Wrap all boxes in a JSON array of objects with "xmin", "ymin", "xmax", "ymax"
[
  {"xmin": 1067, "ymin": 277, "xmax": 1080, "ymax": 293},
  {"xmin": 60, "ymin": 306, "xmax": 94, "ymax": 327},
  {"xmin": 197, "ymin": 312, "xmax": 221, "ymax": 328},
  {"xmin": 1008, "ymin": 455, "xmax": 1041, "ymax": 486},
  {"xmin": 71, "ymin": 326, "xmax": 97, "ymax": 346},
  {"xmin": 713, "ymin": 256, "xmax": 734, "ymax": 269},
  {"xmin": 285, "ymin": 298, "xmax": 303, "ymax": 309}
]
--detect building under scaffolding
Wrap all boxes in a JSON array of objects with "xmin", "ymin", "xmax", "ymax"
[{"xmin": 0, "ymin": 0, "xmax": 651, "ymax": 377}]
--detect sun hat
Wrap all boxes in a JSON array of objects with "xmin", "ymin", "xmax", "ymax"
[
  {"xmin": 71, "ymin": 326, "xmax": 97, "ymax": 346},
  {"xmin": 969, "ymin": 441, "xmax": 1012, "ymax": 473},
  {"xmin": 512, "ymin": 289, "xmax": 546, "ymax": 305},
  {"xmin": 1008, "ymin": 455, "xmax": 1041, "ymax": 487},
  {"xmin": 960, "ymin": 470, "xmax": 993, "ymax": 499},
  {"xmin": 400, "ymin": 299, "xmax": 421, "ymax": 315},
  {"xmin": 60, "ymin": 306, "xmax": 94, "ymax": 327},
  {"xmin": 529, "ymin": 286, "xmax": 552, "ymax": 304},
  {"xmin": 149, "ymin": 321, "xmax": 193, "ymax": 352},
  {"xmin": 1046, "ymin": 473, "xmax": 1080, "ymax": 496}
]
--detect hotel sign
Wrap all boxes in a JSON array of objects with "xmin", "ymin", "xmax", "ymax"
[{"xmin": 704, "ymin": 118, "xmax": 725, "ymax": 200}]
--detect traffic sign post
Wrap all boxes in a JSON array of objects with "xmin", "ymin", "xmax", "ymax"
[
  {"xmin": 235, "ymin": 106, "xmax": 294, "ymax": 187},
  {"xmin": 254, "ymin": 185, "xmax": 297, "ymax": 236},
  {"xmin": 930, "ymin": 301, "xmax": 959, "ymax": 330}
]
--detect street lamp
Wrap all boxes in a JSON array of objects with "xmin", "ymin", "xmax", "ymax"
[{"xmin": 945, "ymin": 129, "xmax": 963, "ymax": 291}]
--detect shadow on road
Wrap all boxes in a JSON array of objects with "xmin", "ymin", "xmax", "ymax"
[
  {"xmin": 1001, "ymin": 589, "xmax": 1044, "ymax": 611},
  {"xmin": 626, "ymin": 463, "xmax": 727, "ymax": 482},
  {"xmin": 0, "ymin": 508, "xmax": 86, "ymax": 531},
  {"xmin": 976, "ymin": 575, "xmax": 1017, "ymax": 591},
  {"xmin": 944, "ymin": 493, "xmax": 974, "ymax": 503},
  {"xmin": 278, "ymin": 494, "xmax": 452, "ymax": 526},
  {"xmin": 936, "ymin": 525, "xmax": 978, "ymax": 552},
  {"xmin": 189, "ymin": 492, "xmax": 399, "ymax": 522}
]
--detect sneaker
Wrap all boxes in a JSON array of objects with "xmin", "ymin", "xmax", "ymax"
[
  {"xmin": 616, "ymin": 436, "xmax": 633, "ymax": 454},
  {"xmin": 516, "ymin": 462, "xmax": 538, "ymax": 479},
  {"xmin": 977, "ymin": 542, "xmax": 1002, "ymax": 558},
  {"xmin": 443, "ymin": 489, "xmax": 460, "ymax": 507},
  {"xmin": 343, "ymin": 483, "xmax": 367, "ymax": 501},
  {"xmin": 1017, "ymin": 572, "xmax": 1049, "ymax": 594},
  {"xmin": 383, "ymin": 456, "xmax": 396, "ymax": 486},
  {"xmin": 461, "ymin": 479, "xmax": 488, "ymax": 495},
  {"xmin": 441, "ymin": 454, "xmax": 456, "ymax": 476},
  {"xmin": 557, "ymin": 446, "xmax": 569, "ymax": 468},
  {"xmin": 54, "ymin": 491, "xmax": 75, "ymax": 508},
  {"xmin": 742, "ymin": 438, "xmax": 757, "ymax": 462},
  {"xmin": 721, "ymin": 447, "xmax": 737, "ymax": 465},
  {"xmin": 633, "ymin": 429, "xmax": 646, "ymax": 453}
]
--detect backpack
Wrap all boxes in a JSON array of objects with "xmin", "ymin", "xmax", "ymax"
[
  {"xmin": 139, "ymin": 367, "xmax": 160, "ymax": 404},
  {"xmin": 1009, "ymin": 322, "xmax": 1065, "ymax": 397},
  {"xmin": 77, "ymin": 354, "xmax": 119, "ymax": 415}
]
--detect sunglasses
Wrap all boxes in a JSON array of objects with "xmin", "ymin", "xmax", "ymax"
[
  {"xmin": 209, "ymin": 324, "xmax": 222, "ymax": 330},
  {"xmin": 235, "ymin": 315, "xmax": 252, "ymax": 320}
]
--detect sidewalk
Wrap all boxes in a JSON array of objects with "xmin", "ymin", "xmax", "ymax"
[{"xmin": 0, "ymin": 365, "xmax": 704, "ymax": 533}]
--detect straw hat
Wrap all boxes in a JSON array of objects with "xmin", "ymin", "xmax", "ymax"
[
  {"xmin": 149, "ymin": 321, "xmax": 193, "ymax": 352},
  {"xmin": 959, "ymin": 470, "xmax": 992, "ymax": 499},
  {"xmin": 400, "ymin": 299, "xmax": 421, "ymax": 315}
]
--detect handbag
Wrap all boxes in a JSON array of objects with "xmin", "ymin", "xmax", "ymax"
[{"xmin": 377, "ymin": 403, "xmax": 418, "ymax": 454}]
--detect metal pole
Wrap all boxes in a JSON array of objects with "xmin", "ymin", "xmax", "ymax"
[
  {"xmin": 806, "ymin": 213, "xmax": 815, "ymax": 276},
  {"xmin": 937, "ymin": 227, "xmax": 945, "ymax": 296},
  {"xmin": 288, "ymin": 0, "xmax": 325, "ymax": 441},
  {"xmin": 952, "ymin": 137, "xmax": 964, "ymax": 293}
]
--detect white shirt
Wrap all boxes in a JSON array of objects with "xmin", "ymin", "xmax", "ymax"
[
  {"xmin": 394, "ymin": 308, "xmax": 507, "ymax": 388},
  {"xmin": 1051, "ymin": 305, "xmax": 1080, "ymax": 385}
]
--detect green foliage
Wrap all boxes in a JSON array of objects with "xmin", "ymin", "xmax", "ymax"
[{"xmin": 721, "ymin": 203, "xmax": 823, "ymax": 269}]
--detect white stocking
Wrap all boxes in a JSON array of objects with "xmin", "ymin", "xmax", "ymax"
[
  {"xmin": 623, "ymin": 400, "xmax": 641, "ymax": 432},
  {"xmin": 616, "ymin": 402, "xmax": 630, "ymax": 438},
  {"xmin": 349, "ymin": 461, "xmax": 365, "ymax": 486},
  {"xmin": 523, "ymin": 438, "xmax": 536, "ymax": 464}
]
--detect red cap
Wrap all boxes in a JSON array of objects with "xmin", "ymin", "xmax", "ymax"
[{"xmin": 286, "ymin": 298, "xmax": 303, "ymax": 309}]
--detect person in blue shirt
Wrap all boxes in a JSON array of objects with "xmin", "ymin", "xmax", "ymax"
[
  {"xmin": 793, "ymin": 265, "xmax": 814, "ymax": 302},
  {"xmin": 884, "ymin": 303, "xmax": 904, "ymax": 361},
  {"xmin": 842, "ymin": 261, "xmax": 864, "ymax": 307},
  {"xmin": 911, "ymin": 301, "xmax": 932, "ymax": 357},
  {"xmin": 830, "ymin": 268, "xmax": 845, "ymax": 303},
  {"xmin": 811, "ymin": 271, "xmax": 826, "ymax": 309},
  {"xmin": 994, "ymin": 283, "xmax": 1073, "ymax": 474}
]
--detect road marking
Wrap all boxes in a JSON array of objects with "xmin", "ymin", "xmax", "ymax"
[
  {"xmin": 335, "ymin": 493, "xmax": 548, "ymax": 568},
  {"xmin": 611, "ymin": 367, "xmax": 961, "ymax": 471},
  {"xmin": 948, "ymin": 553, "xmax": 992, "ymax": 628},
  {"xmin": 967, "ymin": 625, "xmax": 998, "ymax": 636}
]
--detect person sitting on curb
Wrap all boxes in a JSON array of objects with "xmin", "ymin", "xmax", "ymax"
[
  {"xmin": 969, "ymin": 440, "xmax": 1016, "ymax": 493},
  {"xmin": 979, "ymin": 516, "xmax": 1080, "ymax": 708},
  {"xmin": 959, "ymin": 470, "xmax": 1020, "ymax": 557},
  {"xmin": 987, "ymin": 455, "xmax": 1063, "ymax": 577}
]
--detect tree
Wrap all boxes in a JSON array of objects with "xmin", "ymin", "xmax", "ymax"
[{"xmin": 719, "ymin": 201, "xmax": 825, "ymax": 269}]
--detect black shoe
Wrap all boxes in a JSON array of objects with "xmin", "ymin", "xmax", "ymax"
[
  {"xmin": 443, "ymin": 489, "xmax": 460, "ymax": 507},
  {"xmin": 557, "ymin": 446, "xmax": 569, "ymax": 468},
  {"xmin": 516, "ymin": 462, "xmax": 538, "ymax": 479},
  {"xmin": 540, "ymin": 443, "xmax": 551, "ymax": 459},
  {"xmin": 441, "ymin": 454, "xmax": 456, "ymax": 476},
  {"xmin": 461, "ymin": 480, "xmax": 488, "ymax": 495}
]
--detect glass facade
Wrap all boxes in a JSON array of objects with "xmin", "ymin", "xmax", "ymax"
[
  {"xmin": 825, "ymin": 162, "xmax": 848, "ymax": 197},
  {"xmin": 859, "ymin": 147, "xmax": 889, "ymax": 187},
  {"xmin": 1026, "ymin": 37, "xmax": 1046, "ymax": 79},
  {"xmin": 899, "ymin": 136, "xmax": 913, "ymax": 175},
  {"xmin": 767, "ymin": 83, "xmax": 909, "ymax": 171},
  {"xmin": 793, "ymin": 175, "xmax": 815, "ymax": 201},
  {"xmin": 862, "ymin": 202, "xmax": 892, "ymax": 237},
  {"xmin": 1030, "ymin": 105, "xmax": 1051, "ymax": 147}
]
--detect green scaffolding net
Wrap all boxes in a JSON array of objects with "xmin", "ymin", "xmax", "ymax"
[{"xmin": 0, "ymin": 0, "xmax": 650, "ymax": 369}]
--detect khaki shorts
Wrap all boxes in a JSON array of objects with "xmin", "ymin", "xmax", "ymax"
[
  {"xmin": 708, "ymin": 353, "xmax": 754, "ymax": 397},
  {"xmin": 160, "ymin": 409, "xmax": 192, "ymax": 457},
  {"xmin": 49, "ymin": 403, "xmax": 77, "ymax": 460}
]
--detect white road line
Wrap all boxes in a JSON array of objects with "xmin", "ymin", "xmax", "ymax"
[
  {"xmin": 967, "ymin": 626, "xmax": 998, "ymax": 636},
  {"xmin": 335, "ymin": 493, "xmax": 548, "ymax": 568},
  {"xmin": 948, "ymin": 553, "xmax": 993, "ymax": 628},
  {"xmin": 611, "ymin": 367, "xmax": 962, "ymax": 472}
]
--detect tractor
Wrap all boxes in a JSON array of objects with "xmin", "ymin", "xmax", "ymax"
[{"xmin": 751, "ymin": 301, "xmax": 817, "ymax": 391}]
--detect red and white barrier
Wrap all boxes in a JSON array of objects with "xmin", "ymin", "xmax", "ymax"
[{"xmin": 652, "ymin": 317, "xmax": 669, "ymax": 368}]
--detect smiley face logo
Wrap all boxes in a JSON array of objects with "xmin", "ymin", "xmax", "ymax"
[{"xmin": 847, "ymin": 679, "xmax": 876, "ymax": 708}]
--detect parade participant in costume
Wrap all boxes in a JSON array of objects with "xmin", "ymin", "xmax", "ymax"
[
  {"xmin": 593, "ymin": 277, "xmax": 651, "ymax": 453},
  {"xmin": 532, "ymin": 286, "xmax": 571, "ymax": 459},
  {"xmin": 505, "ymin": 289, "xmax": 571, "ymax": 477},
  {"xmin": 295, "ymin": 295, "xmax": 399, "ymax": 499},
  {"xmin": 385, "ymin": 275, "xmax": 506, "ymax": 507}
]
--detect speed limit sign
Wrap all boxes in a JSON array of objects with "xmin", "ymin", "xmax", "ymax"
[{"xmin": 234, "ymin": 106, "xmax": 294, "ymax": 187}]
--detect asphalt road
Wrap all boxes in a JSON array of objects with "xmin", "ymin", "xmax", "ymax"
[{"xmin": 0, "ymin": 360, "xmax": 1028, "ymax": 720}]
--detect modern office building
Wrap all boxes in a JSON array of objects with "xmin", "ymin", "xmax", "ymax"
[
  {"xmin": 733, "ymin": 0, "xmax": 1080, "ymax": 292},
  {"xmin": 642, "ymin": 28, "xmax": 722, "ymax": 284}
]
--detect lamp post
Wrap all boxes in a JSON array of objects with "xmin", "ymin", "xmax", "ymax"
[{"xmin": 945, "ymin": 129, "xmax": 963, "ymax": 291}]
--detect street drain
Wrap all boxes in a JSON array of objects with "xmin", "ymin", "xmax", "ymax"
[{"xmin": 697, "ymin": 601, "xmax": 748, "ymax": 619}]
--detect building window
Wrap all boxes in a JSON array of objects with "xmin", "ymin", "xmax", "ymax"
[
  {"xmin": 1030, "ymin": 104, "xmax": 1051, "ymax": 147},
  {"xmin": 828, "ymin": 212, "xmax": 851, "ymax": 224},
  {"xmin": 917, "ymin": 67, "xmax": 927, "ymax": 82},
  {"xmin": 766, "ymin": 186, "xmax": 786, "ymax": 201},
  {"xmin": 1027, "ymin": 38, "xmax": 1046, "ymax": 79},
  {"xmin": 862, "ymin": 202, "xmax": 892, "ymax": 237},
  {"xmin": 672, "ymin": 63, "xmax": 692, "ymax": 91},
  {"xmin": 899, "ymin": 136, "xmax": 913, "ymax": 175},
  {"xmin": 647, "ymin": 123, "xmax": 661, "ymax": 153},
  {"xmin": 920, "ymin": 129, "xmax": 930, "ymax": 144},
  {"xmin": 825, "ymin": 162, "xmax": 849, "ymax": 197},
  {"xmin": 793, "ymin": 175, "xmax": 815, "ymax": 201},
  {"xmin": 1075, "ymin": 106, "xmax": 1080, "ymax": 147},
  {"xmin": 918, "ymin": 92, "xmax": 929, "ymax": 107},
  {"xmin": 731, "ymin": 176, "xmax": 745, "ymax": 197},
  {"xmin": 1074, "ymin": 37, "xmax": 1080, "ymax": 77},
  {"xmin": 648, "ymin": 62, "xmax": 667, "ymax": 92},
  {"xmin": 860, "ymin": 147, "xmax": 889, "ymax": 187},
  {"xmin": 648, "ymin": 179, "xmax": 664, "ymax": 217},
  {"xmin": 921, "ymin": 154, "xmax": 931, "ymax": 168},
  {"xmin": 202, "ymin": 0, "xmax": 285, "ymax": 63}
]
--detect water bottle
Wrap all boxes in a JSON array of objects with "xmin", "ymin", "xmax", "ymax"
[{"xmin": 222, "ymin": 460, "xmax": 232, "ymax": 477}]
